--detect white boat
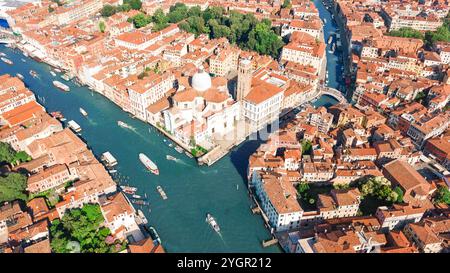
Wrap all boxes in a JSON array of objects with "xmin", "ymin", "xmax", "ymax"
[
  {"xmin": 166, "ymin": 155, "xmax": 177, "ymax": 161},
  {"xmin": 147, "ymin": 226, "xmax": 161, "ymax": 244},
  {"xmin": 185, "ymin": 151, "xmax": 194, "ymax": 158},
  {"xmin": 67, "ymin": 120, "xmax": 81, "ymax": 132},
  {"xmin": 54, "ymin": 68, "xmax": 62, "ymax": 73},
  {"xmin": 157, "ymin": 186, "xmax": 167, "ymax": 200},
  {"xmin": 101, "ymin": 151, "xmax": 118, "ymax": 167},
  {"xmin": 175, "ymin": 146, "xmax": 183, "ymax": 153},
  {"xmin": 0, "ymin": 52, "xmax": 5, "ymax": 57},
  {"xmin": 132, "ymin": 194, "xmax": 142, "ymax": 199},
  {"xmin": 206, "ymin": 213, "xmax": 220, "ymax": 233},
  {"xmin": 53, "ymin": 80, "xmax": 70, "ymax": 92},
  {"xmin": 61, "ymin": 74, "xmax": 71, "ymax": 81},
  {"xmin": 50, "ymin": 71, "xmax": 56, "ymax": 77},
  {"xmin": 108, "ymin": 170, "xmax": 117, "ymax": 174},
  {"xmin": 79, "ymin": 107, "xmax": 88, "ymax": 117},
  {"xmin": 118, "ymin": 120, "xmax": 133, "ymax": 130},
  {"xmin": 120, "ymin": 185, "xmax": 137, "ymax": 194},
  {"xmin": 16, "ymin": 73, "xmax": 24, "ymax": 80},
  {"xmin": 1, "ymin": 57, "xmax": 12, "ymax": 65},
  {"xmin": 139, "ymin": 153, "xmax": 159, "ymax": 175},
  {"xmin": 137, "ymin": 210, "xmax": 148, "ymax": 225},
  {"xmin": 21, "ymin": 58, "xmax": 26, "ymax": 63}
]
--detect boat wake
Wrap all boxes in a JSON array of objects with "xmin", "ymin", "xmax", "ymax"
[{"xmin": 199, "ymin": 169, "xmax": 218, "ymax": 175}]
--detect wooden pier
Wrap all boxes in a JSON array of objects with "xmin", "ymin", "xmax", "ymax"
[{"xmin": 262, "ymin": 238, "xmax": 279, "ymax": 248}]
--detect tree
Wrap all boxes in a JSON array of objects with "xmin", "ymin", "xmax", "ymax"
[
  {"xmin": 434, "ymin": 186, "xmax": 450, "ymax": 205},
  {"xmin": 359, "ymin": 177, "xmax": 398, "ymax": 202},
  {"xmin": 297, "ymin": 182, "xmax": 310, "ymax": 197},
  {"xmin": 301, "ymin": 140, "xmax": 312, "ymax": 155},
  {"xmin": 130, "ymin": 13, "xmax": 151, "ymax": 28},
  {"xmin": 0, "ymin": 172, "xmax": 28, "ymax": 203},
  {"xmin": 281, "ymin": 0, "xmax": 292, "ymax": 9},
  {"xmin": 0, "ymin": 142, "xmax": 16, "ymax": 164},
  {"xmin": 123, "ymin": 0, "xmax": 142, "ymax": 10},
  {"xmin": 100, "ymin": 5, "xmax": 117, "ymax": 17},
  {"xmin": 388, "ymin": 27, "xmax": 424, "ymax": 40},
  {"xmin": 188, "ymin": 6, "xmax": 202, "ymax": 17},
  {"xmin": 99, "ymin": 21, "xmax": 106, "ymax": 33},
  {"xmin": 393, "ymin": 186, "xmax": 404, "ymax": 203},
  {"xmin": 151, "ymin": 8, "xmax": 169, "ymax": 31},
  {"xmin": 49, "ymin": 204, "xmax": 121, "ymax": 253}
]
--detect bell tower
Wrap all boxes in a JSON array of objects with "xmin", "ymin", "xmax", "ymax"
[{"xmin": 235, "ymin": 58, "xmax": 253, "ymax": 101}]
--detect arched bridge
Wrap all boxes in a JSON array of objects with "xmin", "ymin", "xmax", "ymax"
[{"xmin": 319, "ymin": 86, "xmax": 348, "ymax": 104}]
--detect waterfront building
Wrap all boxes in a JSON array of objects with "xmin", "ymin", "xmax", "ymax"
[
  {"xmin": 252, "ymin": 171, "xmax": 303, "ymax": 232},
  {"xmin": 375, "ymin": 204, "xmax": 426, "ymax": 232}
]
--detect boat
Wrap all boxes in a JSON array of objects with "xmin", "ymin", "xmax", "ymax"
[
  {"xmin": 327, "ymin": 36, "xmax": 333, "ymax": 44},
  {"xmin": 67, "ymin": 120, "xmax": 81, "ymax": 133},
  {"xmin": 1, "ymin": 57, "xmax": 13, "ymax": 65},
  {"xmin": 79, "ymin": 107, "xmax": 88, "ymax": 117},
  {"xmin": 175, "ymin": 146, "xmax": 183, "ymax": 153},
  {"xmin": 0, "ymin": 52, "xmax": 5, "ymax": 57},
  {"xmin": 206, "ymin": 213, "xmax": 220, "ymax": 233},
  {"xmin": 50, "ymin": 71, "xmax": 56, "ymax": 77},
  {"xmin": 29, "ymin": 70, "xmax": 38, "ymax": 78},
  {"xmin": 21, "ymin": 58, "xmax": 26, "ymax": 63},
  {"xmin": 53, "ymin": 80, "xmax": 70, "ymax": 92},
  {"xmin": 166, "ymin": 155, "xmax": 177, "ymax": 161},
  {"xmin": 132, "ymin": 194, "xmax": 142, "ymax": 199},
  {"xmin": 117, "ymin": 120, "xmax": 133, "ymax": 130},
  {"xmin": 139, "ymin": 153, "xmax": 159, "ymax": 175},
  {"xmin": 54, "ymin": 68, "xmax": 62, "ymax": 73},
  {"xmin": 50, "ymin": 111, "xmax": 65, "ymax": 120},
  {"xmin": 108, "ymin": 170, "xmax": 117, "ymax": 174},
  {"xmin": 157, "ymin": 186, "xmax": 167, "ymax": 200},
  {"xmin": 61, "ymin": 74, "xmax": 71, "ymax": 81},
  {"xmin": 131, "ymin": 199, "xmax": 149, "ymax": 206},
  {"xmin": 185, "ymin": 151, "xmax": 194, "ymax": 158},
  {"xmin": 120, "ymin": 185, "xmax": 137, "ymax": 194},
  {"xmin": 16, "ymin": 73, "xmax": 24, "ymax": 80},
  {"xmin": 147, "ymin": 226, "xmax": 161, "ymax": 244},
  {"xmin": 101, "ymin": 151, "xmax": 118, "ymax": 167},
  {"xmin": 137, "ymin": 210, "xmax": 148, "ymax": 225}
]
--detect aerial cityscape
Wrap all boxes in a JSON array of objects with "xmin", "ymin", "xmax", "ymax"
[{"xmin": 0, "ymin": 0, "xmax": 448, "ymax": 255}]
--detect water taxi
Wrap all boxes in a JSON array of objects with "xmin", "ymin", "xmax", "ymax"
[
  {"xmin": 1, "ymin": 57, "xmax": 13, "ymax": 65},
  {"xmin": 147, "ymin": 226, "xmax": 162, "ymax": 244},
  {"xmin": 166, "ymin": 155, "xmax": 177, "ymax": 161},
  {"xmin": 120, "ymin": 185, "xmax": 137, "ymax": 194},
  {"xmin": 101, "ymin": 151, "xmax": 118, "ymax": 167},
  {"xmin": 206, "ymin": 213, "xmax": 220, "ymax": 233},
  {"xmin": 117, "ymin": 120, "xmax": 133, "ymax": 130},
  {"xmin": 175, "ymin": 146, "xmax": 183, "ymax": 153},
  {"xmin": 16, "ymin": 73, "xmax": 24, "ymax": 80},
  {"xmin": 139, "ymin": 153, "xmax": 159, "ymax": 175},
  {"xmin": 131, "ymin": 199, "xmax": 149, "ymax": 206},
  {"xmin": 29, "ymin": 70, "xmax": 38, "ymax": 78},
  {"xmin": 157, "ymin": 186, "xmax": 167, "ymax": 200},
  {"xmin": 137, "ymin": 210, "xmax": 148, "ymax": 225},
  {"xmin": 61, "ymin": 74, "xmax": 71, "ymax": 81},
  {"xmin": 79, "ymin": 107, "xmax": 88, "ymax": 117},
  {"xmin": 67, "ymin": 120, "xmax": 81, "ymax": 133},
  {"xmin": 53, "ymin": 80, "xmax": 70, "ymax": 92}
]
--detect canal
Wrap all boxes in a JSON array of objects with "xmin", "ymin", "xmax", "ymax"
[{"xmin": 0, "ymin": 1, "xmax": 341, "ymax": 253}]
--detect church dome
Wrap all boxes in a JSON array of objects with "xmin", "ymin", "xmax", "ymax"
[{"xmin": 191, "ymin": 69, "xmax": 212, "ymax": 92}]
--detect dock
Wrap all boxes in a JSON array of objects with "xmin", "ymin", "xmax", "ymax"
[
  {"xmin": 67, "ymin": 120, "xmax": 81, "ymax": 133},
  {"xmin": 101, "ymin": 151, "xmax": 118, "ymax": 167},
  {"xmin": 262, "ymin": 238, "xmax": 279, "ymax": 248}
]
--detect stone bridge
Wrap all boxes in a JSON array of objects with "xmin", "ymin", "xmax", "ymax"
[{"xmin": 319, "ymin": 86, "xmax": 348, "ymax": 104}]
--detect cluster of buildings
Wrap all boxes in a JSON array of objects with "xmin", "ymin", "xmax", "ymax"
[
  {"xmin": 249, "ymin": 101, "xmax": 449, "ymax": 253},
  {"xmin": 2, "ymin": 0, "xmax": 328, "ymax": 165},
  {"xmin": 245, "ymin": 0, "xmax": 450, "ymax": 253},
  {"xmin": 0, "ymin": 74, "xmax": 164, "ymax": 253}
]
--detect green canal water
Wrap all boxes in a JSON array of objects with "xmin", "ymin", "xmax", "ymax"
[{"xmin": 0, "ymin": 0, "xmax": 341, "ymax": 253}]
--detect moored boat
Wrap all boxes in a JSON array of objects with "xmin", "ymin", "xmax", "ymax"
[
  {"xmin": 61, "ymin": 74, "xmax": 71, "ymax": 81},
  {"xmin": 16, "ymin": 73, "xmax": 24, "ymax": 80},
  {"xmin": 29, "ymin": 70, "xmax": 38, "ymax": 78},
  {"xmin": 206, "ymin": 213, "xmax": 220, "ymax": 233},
  {"xmin": 120, "ymin": 185, "xmax": 137, "ymax": 194},
  {"xmin": 53, "ymin": 80, "xmax": 70, "ymax": 92},
  {"xmin": 67, "ymin": 120, "xmax": 81, "ymax": 133},
  {"xmin": 139, "ymin": 153, "xmax": 159, "ymax": 175},
  {"xmin": 50, "ymin": 71, "xmax": 56, "ymax": 77},
  {"xmin": 175, "ymin": 146, "xmax": 183, "ymax": 153}
]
